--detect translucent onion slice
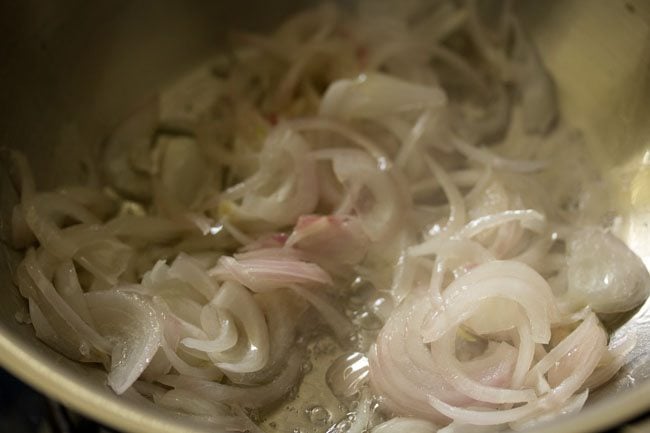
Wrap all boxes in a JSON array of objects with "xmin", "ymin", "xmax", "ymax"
[
  {"xmin": 457, "ymin": 210, "xmax": 545, "ymax": 241},
  {"xmin": 181, "ymin": 305, "xmax": 238, "ymax": 353},
  {"xmin": 22, "ymin": 192, "xmax": 100, "ymax": 259},
  {"xmin": 408, "ymin": 238, "xmax": 494, "ymax": 264},
  {"xmin": 210, "ymin": 282, "xmax": 270, "ymax": 373},
  {"xmin": 424, "ymin": 156, "xmax": 466, "ymax": 234},
  {"xmin": 372, "ymin": 418, "xmax": 438, "ymax": 433},
  {"xmin": 21, "ymin": 249, "xmax": 111, "ymax": 353},
  {"xmin": 168, "ymin": 253, "xmax": 219, "ymax": 300},
  {"xmin": 327, "ymin": 148, "xmax": 404, "ymax": 241},
  {"xmin": 155, "ymin": 389, "xmax": 246, "ymax": 431},
  {"xmin": 227, "ymin": 290, "xmax": 305, "ymax": 385},
  {"xmin": 286, "ymin": 214, "xmax": 370, "ymax": 266},
  {"xmin": 583, "ymin": 332, "xmax": 637, "ymax": 390},
  {"xmin": 451, "ymin": 137, "xmax": 546, "ymax": 173},
  {"xmin": 225, "ymin": 127, "xmax": 319, "ymax": 226},
  {"xmin": 210, "ymin": 255, "xmax": 332, "ymax": 292},
  {"xmin": 320, "ymin": 73, "xmax": 446, "ymax": 119},
  {"xmin": 158, "ymin": 350, "xmax": 303, "ymax": 408},
  {"xmin": 28, "ymin": 299, "xmax": 101, "ymax": 362},
  {"xmin": 64, "ymin": 225, "xmax": 132, "ymax": 285},
  {"xmin": 429, "ymin": 331, "xmax": 536, "ymax": 404},
  {"xmin": 421, "ymin": 261, "xmax": 558, "ymax": 344},
  {"xmin": 85, "ymin": 291, "xmax": 162, "ymax": 394},
  {"xmin": 53, "ymin": 259, "xmax": 94, "ymax": 325},
  {"xmin": 565, "ymin": 226, "xmax": 650, "ymax": 313},
  {"xmin": 369, "ymin": 293, "xmax": 520, "ymax": 423},
  {"xmin": 159, "ymin": 328, "xmax": 223, "ymax": 381}
]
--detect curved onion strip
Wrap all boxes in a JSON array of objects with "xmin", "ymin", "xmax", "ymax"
[
  {"xmin": 28, "ymin": 299, "xmax": 99, "ymax": 362},
  {"xmin": 22, "ymin": 249, "xmax": 111, "ymax": 353},
  {"xmin": 319, "ymin": 73, "xmax": 446, "ymax": 121},
  {"xmin": 457, "ymin": 210, "xmax": 545, "ymax": 240},
  {"xmin": 226, "ymin": 127, "xmax": 319, "ymax": 226},
  {"xmin": 525, "ymin": 313, "xmax": 601, "ymax": 384},
  {"xmin": 511, "ymin": 320, "xmax": 535, "ymax": 389},
  {"xmin": 371, "ymin": 417, "xmax": 438, "ymax": 433},
  {"xmin": 509, "ymin": 390, "xmax": 588, "ymax": 431},
  {"xmin": 395, "ymin": 110, "xmax": 434, "ymax": 168},
  {"xmin": 159, "ymin": 350, "xmax": 303, "ymax": 408},
  {"xmin": 22, "ymin": 193, "xmax": 100, "ymax": 259},
  {"xmin": 85, "ymin": 291, "xmax": 162, "ymax": 394},
  {"xmin": 181, "ymin": 305, "xmax": 238, "ymax": 353},
  {"xmin": 169, "ymin": 253, "xmax": 218, "ymax": 300},
  {"xmin": 285, "ymin": 214, "xmax": 370, "ymax": 266},
  {"xmin": 369, "ymin": 292, "xmax": 521, "ymax": 423},
  {"xmin": 154, "ymin": 389, "xmax": 248, "ymax": 431},
  {"xmin": 63, "ymin": 226, "xmax": 132, "ymax": 285},
  {"xmin": 54, "ymin": 260, "xmax": 94, "ymax": 325},
  {"xmin": 421, "ymin": 261, "xmax": 558, "ymax": 344},
  {"xmin": 408, "ymin": 238, "xmax": 494, "ymax": 263},
  {"xmin": 326, "ymin": 149, "xmax": 404, "ymax": 241},
  {"xmin": 429, "ymin": 331, "xmax": 536, "ymax": 404},
  {"xmin": 583, "ymin": 332, "xmax": 637, "ymax": 390},
  {"xmin": 288, "ymin": 117, "xmax": 388, "ymax": 162},
  {"xmin": 451, "ymin": 136, "xmax": 546, "ymax": 172},
  {"xmin": 210, "ymin": 282, "xmax": 270, "ymax": 373},
  {"xmin": 229, "ymin": 291, "xmax": 304, "ymax": 385},
  {"xmin": 160, "ymin": 333, "xmax": 223, "ymax": 381},
  {"xmin": 426, "ymin": 316, "xmax": 606, "ymax": 426},
  {"xmin": 210, "ymin": 255, "xmax": 332, "ymax": 292},
  {"xmin": 424, "ymin": 156, "xmax": 466, "ymax": 234}
]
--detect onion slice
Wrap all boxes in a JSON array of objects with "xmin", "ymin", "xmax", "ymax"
[{"xmin": 85, "ymin": 291, "xmax": 162, "ymax": 394}]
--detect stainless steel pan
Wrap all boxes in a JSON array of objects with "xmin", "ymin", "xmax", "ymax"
[{"xmin": 0, "ymin": 1, "xmax": 648, "ymax": 432}]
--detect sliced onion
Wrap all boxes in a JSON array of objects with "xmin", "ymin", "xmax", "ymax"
[
  {"xmin": 168, "ymin": 253, "xmax": 219, "ymax": 300},
  {"xmin": 22, "ymin": 192, "xmax": 100, "ymax": 259},
  {"xmin": 424, "ymin": 156, "xmax": 466, "ymax": 234},
  {"xmin": 21, "ymin": 249, "xmax": 111, "ymax": 353},
  {"xmin": 159, "ymin": 332, "xmax": 223, "ymax": 381},
  {"xmin": 288, "ymin": 117, "xmax": 388, "ymax": 161},
  {"xmin": 63, "ymin": 225, "xmax": 132, "ymax": 285},
  {"xmin": 327, "ymin": 148, "xmax": 404, "ymax": 241},
  {"xmin": 421, "ymin": 261, "xmax": 558, "ymax": 344},
  {"xmin": 54, "ymin": 260, "xmax": 94, "ymax": 325},
  {"xmin": 286, "ymin": 214, "xmax": 370, "ymax": 266},
  {"xmin": 159, "ymin": 350, "xmax": 303, "ymax": 408},
  {"xmin": 372, "ymin": 417, "xmax": 438, "ymax": 433},
  {"xmin": 225, "ymin": 126, "xmax": 319, "ymax": 226},
  {"xmin": 28, "ymin": 298, "xmax": 101, "ymax": 362},
  {"xmin": 320, "ymin": 73, "xmax": 446, "ymax": 120},
  {"xmin": 429, "ymin": 331, "xmax": 536, "ymax": 404},
  {"xmin": 564, "ymin": 226, "xmax": 650, "ymax": 313},
  {"xmin": 209, "ymin": 281, "xmax": 270, "ymax": 373},
  {"xmin": 228, "ymin": 290, "xmax": 304, "ymax": 385},
  {"xmin": 57, "ymin": 186, "xmax": 117, "ymax": 220},
  {"xmin": 451, "ymin": 137, "xmax": 546, "ymax": 172},
  {"xmin": 181, "ymin": 305, "xmax": 237, "ymax": 353},
  {"xmin": 457, "ymin": 210, "xmax": 545, "ymax": 241},
  {"xmin": 408, "ymin": 238, "xmax": 494, "ymax": 265},
  {"xmin": 85, "ymin": 291, "xmax": 162, "ymax": 394},
  {"xmin": 210, "ymin": 254, "xmax": 332, "ymax": 292}
]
